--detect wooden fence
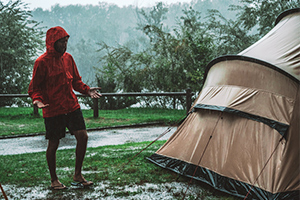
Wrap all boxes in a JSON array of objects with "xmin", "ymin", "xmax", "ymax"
[{"xmin": 0, "ymin": 89, "xmax": 193, "ymax": 118}]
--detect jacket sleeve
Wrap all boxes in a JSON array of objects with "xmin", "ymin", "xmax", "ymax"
[
  {"xmin": 71, "ymin": 57, "xmax": 90, "ymax": 94},
  {"xmin": 28, "ymin": 59, "xmax": 46, "ymax": 103}
]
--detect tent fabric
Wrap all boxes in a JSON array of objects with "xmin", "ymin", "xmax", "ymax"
[
  {"xmin": 239, "ymin": 9, "xmax": 300, "ymax": 81},
  {"xmin": 148, "ymin": 154, "xmax": 300, "ymax": 200},
  {"xmin": 195, "ymin": 85, "xmax": 294, "ymax": 126},
  {"xmin": 147, "ymin": 8, "xmax": 300, "ymax": 200},
  {"xmin": 203, "ymin": 59, "xmax": 299, "ymax": 98},
  {"xmin": 151, "ymin": 110, "xmax": 290, "ymax": 191},
  {"xmin": 203, "ymin": 55, "xmax": 300, "ymax": 84}
]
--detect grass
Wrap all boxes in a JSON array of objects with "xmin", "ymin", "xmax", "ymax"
[
  {"xmin": 0, "ymin": 107, "xmax": 186, "ymax": 137},
  {"xmin": 0, "ymin": 141, "xmax": 237, "ymax": 200},
  {"xmin": 0, "ymin": 141, "xmax": 167, "ymax": 187},
  {"xmin": 0, "ymin": 107, "xmax": 238, "ymax": 199}
]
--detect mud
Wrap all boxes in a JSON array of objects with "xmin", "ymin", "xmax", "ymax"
[{"xmin": 1, "ymin": 181, "xmax": 207, "ymax": 200}]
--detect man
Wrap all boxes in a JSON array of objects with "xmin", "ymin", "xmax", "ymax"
[{"xmin": 28, "ymin": 26, "xmax": 101, "ymax": 190}]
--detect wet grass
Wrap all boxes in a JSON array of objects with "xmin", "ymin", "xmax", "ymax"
[
  {"xmin": 0, "ymin": 141, "xmax": 172, "ymax": 187},
  {"xmin": 0, "ymin": 141, "xmax": 237, "ymax": 200},
  {"xmin": 0, "ymin": 107, "xmax": 238, "ymax": 199},
  {"xmin": 0, "ymin": 107, "xmax": 186, "ymax": 137}
]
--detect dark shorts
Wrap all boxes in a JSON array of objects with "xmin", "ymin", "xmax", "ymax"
[{"xmin": 44, "ymin": 108, "xmax": 86, "ymax": 140}]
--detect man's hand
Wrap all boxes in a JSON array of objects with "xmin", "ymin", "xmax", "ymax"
[
  {"xmin": 88, "ymin": 87, "xmax": 102, "ymax": 98},
  {"xmin": 33, "ymin": 100, "xmax": 49, "ymax": 109}
]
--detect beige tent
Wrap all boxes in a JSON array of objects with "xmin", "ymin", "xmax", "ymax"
[{"xmin": 147, "ymin": 8, "xmax": 300, "ymax": 199}]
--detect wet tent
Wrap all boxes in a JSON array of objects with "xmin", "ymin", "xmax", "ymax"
[{"xmin": 147, "ymin": 8, "xmax": 300, "ymax": 200}]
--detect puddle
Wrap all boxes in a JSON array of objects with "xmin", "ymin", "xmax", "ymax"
[
  {"xmin": 1, "ymin": 181, "xmax": 206, "ymax": 200},
  {"xmin": 0, "ymin": 126, "xmax": 231, "ymax": 200},
  {"xmin": 0, "ymin": 126, "xmax": 176, "ymax": 155}
]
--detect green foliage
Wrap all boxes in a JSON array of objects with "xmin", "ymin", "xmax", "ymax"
[
  {"xmin": 31, "ymin": 3, "xmax": 142, "ymax": 85},
  {"xmin": 0, "ymin": 0, "xmax": 43, "ymax": 106},
  {"xmin": 205, "ymin": 9, "xmax": 258, "ymax": 56},
  {"xmin": 141, "ymin": 6, "xmax": 215, "ymax": 91},
  {"xmin": 138, "ymin": 2, "xmax": 169, "ymax": 27},
  {"xmin": 2, "ymin": 0, "xmax": 297, "ymax": 110},
  {"xmin": 94, "ymin": 43, "xmax": 144, "ymax": 109},
  {"xmin": 230, "ymin": 0, "xmax": 300, "ymax": 37},
  {"xmin": 96, "ymin": 4, "xmax": 214, "ymax": 109},
  {"xmin": 94, "ymin": 0, "xmax": 299, "ymax": 109},
  {"xmin": 205, "ymin": 0, "xmax": 300, "ymax": 56},
  {"xmin": 26, "ymin": 0, "xmax": 238, "ymax": 109}
]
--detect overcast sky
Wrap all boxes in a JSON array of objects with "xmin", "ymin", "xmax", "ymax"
[{"xmin": 3, "ymin": 0, "xmax": 194, "ymax": 10}]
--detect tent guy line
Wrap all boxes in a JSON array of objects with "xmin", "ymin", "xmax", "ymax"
[
  {"xmin": 182, "ymin": 112, "xmax": 222, "ymax": 200},
  {"xmin": 117, "ymin": 111, "xmax": 190, "ymax": 173},
  {"xmin": 243, "ymin": 135, "xmax": 285, "ymax": 200}
]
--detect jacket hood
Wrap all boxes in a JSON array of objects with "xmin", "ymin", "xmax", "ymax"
[{"xmin": 46, "ymin": 26, "xmax": 69, "ymax": 55}]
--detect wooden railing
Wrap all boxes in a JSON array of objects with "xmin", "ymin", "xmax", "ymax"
[{"xmin": 0, "ymin": 89, "xmax": 193, "ymax": 118}]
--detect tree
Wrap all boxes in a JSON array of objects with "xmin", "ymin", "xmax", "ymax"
[
  {"xmin": 0, "ymin": 0, "xmax": 43, "ymax": 106},
  {"xmin": 205, "ymin": 0, "xmax": 300, "ymax": 56},
  {"xmin": 139, "ymin": 6, "xmax": 214, "ymax": 108},
  {"xmin": 205, "ymin": 8, "xmax": 258, "ymax": 56},
  {"xmin": 95, "ymin": 4, "xmax": 215, "ymax": 109},
  {"xmin": 94, "ymin": 42, "xmax": 146, "ymax": 109},
  {"xmin": 231, "ymin": 0, "xmax": 300, "ymax": 37}
]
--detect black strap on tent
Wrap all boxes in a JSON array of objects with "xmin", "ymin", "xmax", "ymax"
[
  {"xmin": 243, "ymin": 135, "xmax": 284, "ymax": 200},
  {"xmin": 194, "ymin": 104, "xmax": 289, "ymax": 138},
  {"xmin": 182, "ymin": 112, "xmax": 223, "ymax": 200},
  {"xmin": 117, "ymin": 110, "xmax": 194, "ymax": 173}
]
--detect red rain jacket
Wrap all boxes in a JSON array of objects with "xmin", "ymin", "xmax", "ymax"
[{"xmin": 28, "ymin": 26, "xmax": 90, "ymax": 118}]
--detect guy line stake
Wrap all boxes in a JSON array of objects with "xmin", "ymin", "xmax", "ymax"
[{"xmin": 0, "ymin": 183, "xmax": 8, "ymax": 200}]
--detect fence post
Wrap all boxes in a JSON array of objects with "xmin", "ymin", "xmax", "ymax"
[
  {"xmin": 173, "ymin": 96, "xmax": 176, "ymax": 109},
  {"xmin": 93, "ymin": 98, "xmax": 99, "ymax": 118},
  {"xmin": 33, "ymin": 104, "xmax": 39, "ymax": 116},
  {"xmin": 186, "ymin": 88, "xmax": 192, "ymax": 114}
]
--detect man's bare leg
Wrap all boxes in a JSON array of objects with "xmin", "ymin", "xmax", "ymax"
[
  {"xmin": 46, "ymin": 139, "xmax": 65, "ymax": 188},
  {"xmin": 72, "ymin": 130, "xmax": 93, "ymax": 186}
]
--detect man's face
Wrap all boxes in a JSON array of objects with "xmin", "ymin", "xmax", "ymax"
[{"xmin": 54, "ymin": 36, "xmax": 69, "ymax": 53}]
